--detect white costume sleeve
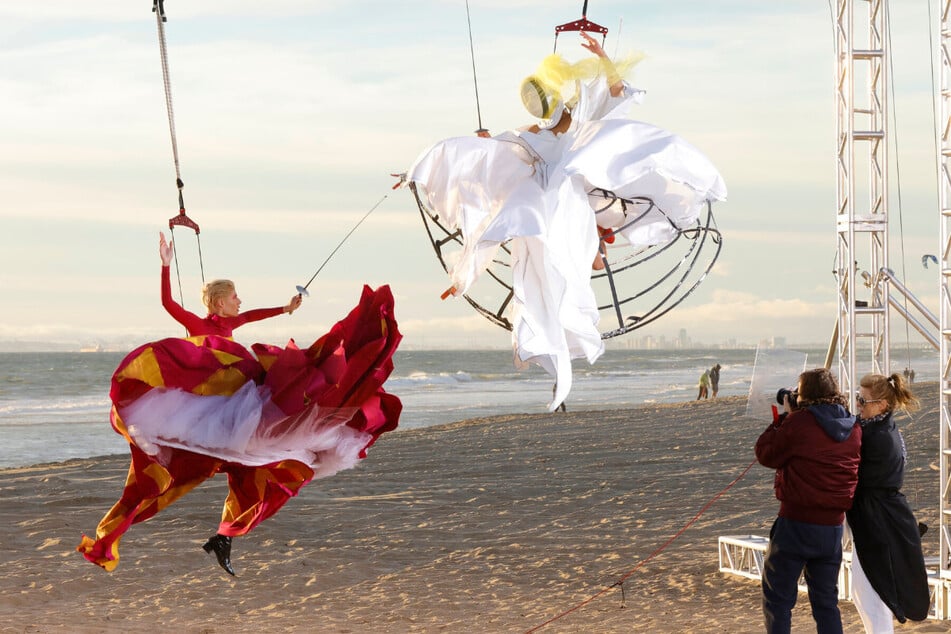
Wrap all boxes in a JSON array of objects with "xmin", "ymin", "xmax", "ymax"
[{"xmin": 570, "ymin": 78, "xmax": 646, "ymax": 127}]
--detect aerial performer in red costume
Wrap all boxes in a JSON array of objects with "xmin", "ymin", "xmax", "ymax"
[
  {"xmin": 77, "ymin": 232, "xmax": 402, "ymax": 576},
  {"xmin": 405, "ymin": 32, "xmax": 726, "ymax": 410}
]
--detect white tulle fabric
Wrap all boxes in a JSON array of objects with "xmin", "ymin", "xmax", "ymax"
[
  {"xmin": 122, "ymin": 382, "xmax": 367, "ymax": 477},
  {"xmin": 408, "ymin": 77, "xmax": 726, "ymax": 410}
]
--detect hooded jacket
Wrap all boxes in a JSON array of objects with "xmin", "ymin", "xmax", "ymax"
[{"xmin": 755, "ymin": 403, "xmax": 862, "ymax": 525}]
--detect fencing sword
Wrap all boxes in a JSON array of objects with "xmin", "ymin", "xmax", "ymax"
[{"xmin": 295, "ymin": 194, "xmax": 387, "ymax": 297}]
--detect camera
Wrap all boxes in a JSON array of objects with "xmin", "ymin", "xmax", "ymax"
[{"xmin": 776, "ymin": 388, "xmax": 799, "ymax": 409}]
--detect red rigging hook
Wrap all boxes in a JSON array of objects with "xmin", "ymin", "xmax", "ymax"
[
  {"xmin": 169, "ymin": 209, "xmax": 200, "ymax": 234},
  {"xmin": 165, "ymin": 176, "xmax": 205, "ymax": 293},
  {"xmin": 168, "ymin": 179, "xmax": 200, "ymax": 234},
  {"xmin": 553, "ymin": 0, "xmax": 608, "ymax": 51}
]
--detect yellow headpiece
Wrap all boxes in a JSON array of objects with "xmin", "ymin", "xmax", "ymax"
[{"xmin": 519, "ymin": 51, "xmax": 644, "ymax": 120}]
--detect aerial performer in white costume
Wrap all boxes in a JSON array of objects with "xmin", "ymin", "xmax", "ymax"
[{"xmin": 406, "ymin": 31, "xmax": 727, "ymax": 410}]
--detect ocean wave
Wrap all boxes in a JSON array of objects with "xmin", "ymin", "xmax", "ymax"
[
  {"xmin": 386, "ymin": 371, "xmax": 474, "ymax": 388},
  {"xmin": 0, "ymin": 395, "xmax": 109, "ymax": 423},
  {"xmin": 387, "ymin": 369, "xmax": 538, "ymax": 388}
]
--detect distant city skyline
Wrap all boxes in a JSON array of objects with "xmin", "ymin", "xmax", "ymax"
[{"xmin": 0, "ymin": 323, "xmax": 935, "ymax": 354}]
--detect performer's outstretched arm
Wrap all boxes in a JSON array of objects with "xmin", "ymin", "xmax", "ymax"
[
  {"xmin": 159, "ymin": 231, "xmax": 206, "ymax": 334},
  {"xmin": 580, "ymin": 31, "xmax": 623, "ymax": 97}
]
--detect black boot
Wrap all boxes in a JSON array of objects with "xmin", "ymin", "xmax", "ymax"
[{"xmin": 202, "ymin": 534, "xmax": 235, "ymax": 576}]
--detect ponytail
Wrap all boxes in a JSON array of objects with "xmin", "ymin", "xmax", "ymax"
[{"xmin": 860, "ymin": 373, "xmax": 919, "ymax": 412}]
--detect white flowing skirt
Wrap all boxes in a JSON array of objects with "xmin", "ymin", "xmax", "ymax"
[{"xmin": 121, "ymin": 381, "xmax": 368, "ymax": 478}]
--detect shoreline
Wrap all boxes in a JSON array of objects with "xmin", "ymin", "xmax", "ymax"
[
  {"xmin": 0, "ymin": 395, "xmax": 755, "ymax": 473},
  {"xmin": 0, "ymin": 391, "xmax": 944, "ymax": 632}
]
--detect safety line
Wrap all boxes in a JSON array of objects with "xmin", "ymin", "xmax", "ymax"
[
  {"xmin": 297, "ymin": 194, "xmax": 388, "ymax": 295},
  {"xmin": 884, "ymin": 1, "xmax": 913, "ymax": 376},
  {"xmin": 524, "ymin": 458, "xmax": 758, "ymax": 633}
]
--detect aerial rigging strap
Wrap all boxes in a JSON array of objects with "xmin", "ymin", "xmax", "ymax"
[{"xmin": 152, "ymin": 0, "xmax": 205, "ymax": 303}]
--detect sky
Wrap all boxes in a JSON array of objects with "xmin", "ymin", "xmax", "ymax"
[{"xmin": 0, "ymin": 1, "xmax": 943, "ymax": 351}]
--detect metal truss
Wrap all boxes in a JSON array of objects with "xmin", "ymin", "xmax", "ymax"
[
  {"xmin": 833, "ymin": 0, "xmax": 890, "ymax": 406},
  {"xmin": 939, "ymin": 0, "xmax": 951, "ymax": 599}
]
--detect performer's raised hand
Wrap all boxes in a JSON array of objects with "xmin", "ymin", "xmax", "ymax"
[
  {"xmin": 159, "ymin": 231, "xmax": 174, "ymax": 266},
  {"xmin": 580, "ymin": 31, "xmax": 607, "ymax": 59}
]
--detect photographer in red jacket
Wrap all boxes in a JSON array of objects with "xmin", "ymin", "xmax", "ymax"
[{"xmin": 755, "ymin": 368, "xmax": 862, "ymax": 634}]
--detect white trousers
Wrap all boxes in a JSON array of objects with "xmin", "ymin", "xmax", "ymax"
[{"xmin": 850, "ymin": 545, "xmax": 895, "ymax": 634}]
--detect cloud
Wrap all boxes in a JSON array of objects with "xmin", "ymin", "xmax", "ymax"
[
  {"xmin": 679, "ymin": 289, "xmax": 835, "ymax": 322},
  {"xmin": 630, "ymin": 288, "xmax": 838, "ymax": 345}
]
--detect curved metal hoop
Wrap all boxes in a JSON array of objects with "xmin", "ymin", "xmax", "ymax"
[{"xmin": 410, "ymin": 183, "xmax": 722, "ymax": 339}]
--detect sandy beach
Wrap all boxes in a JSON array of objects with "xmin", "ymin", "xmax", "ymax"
[{"xmin": 1, "ymin": 387, "xmax": 947, "ymax": 633}]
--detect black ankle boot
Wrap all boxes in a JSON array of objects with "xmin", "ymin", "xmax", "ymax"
[{"xmin": 202, "ymin": 534, "xmax": 235, "ymax": 576}]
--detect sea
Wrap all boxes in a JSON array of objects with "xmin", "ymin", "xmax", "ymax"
[{"xmin": 0, "ymin": 346, "xmax": 939, "ymax": 469}]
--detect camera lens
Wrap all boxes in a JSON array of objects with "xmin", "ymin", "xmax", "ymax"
[{"xmin": 776, "ymin": 388, "xmax": 799, "ymax": 408}]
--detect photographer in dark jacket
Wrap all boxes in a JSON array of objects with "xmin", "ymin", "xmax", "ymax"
[
  {"xmin": 755, "ymin": 368, "xmax": 861, "ymax": 634},
  {"xmin": 846, "ymin": 373, "xmax": 929, "ymax": 632}
]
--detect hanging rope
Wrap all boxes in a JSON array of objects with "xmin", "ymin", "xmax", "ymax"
[
  {"xmin": 883, "ymin": 9, "xmax": 933, "ymax": 524},
  {"xmin": 882, "ymin": 2, "xmax": 915, "ymax": 379},
  {"xmin": 152, "ymin": 0, "xmax": 205, "ymax": 307}
]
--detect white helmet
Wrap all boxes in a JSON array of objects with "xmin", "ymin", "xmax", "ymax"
[{"xmin": 520, "ymin": 76, "xmax": 560, "ymax": 120}]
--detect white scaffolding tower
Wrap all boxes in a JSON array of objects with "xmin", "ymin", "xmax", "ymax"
[
  {"xmin": 833, "ymin": 0, "xmax": 889, "ymax": 404},
  {"xmin": 832, "ymin": 0, "xmax": 951, "ymax": 613},
  {"xmin": 939, "ymin": 0, "xmax": 951, "ymax": 611},
  {"xmin": 830, "ymin": 0, "xmax": 951, "ymax": 612}
]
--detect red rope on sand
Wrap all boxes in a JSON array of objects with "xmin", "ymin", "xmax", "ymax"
[{"xmin": 524, "ymin": 458, "xmax": 758, "ymax": 633}]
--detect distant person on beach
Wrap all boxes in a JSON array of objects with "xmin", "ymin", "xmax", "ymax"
[
  {"xmin": 755, "ymin": 367, "xmax": 861, "ymax": 633},
  {"xmin": 696, "ymin": 370, "xmax": 710, "ymax": 400},
  {"xmin": 846, "ymin": 373, "xmax": 929, "ymax": 631},
  {"xmin": 709, "ymin": 363, "xmax": 721, "ymax": 398}
]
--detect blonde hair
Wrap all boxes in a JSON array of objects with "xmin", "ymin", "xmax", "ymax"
[
  {"xmin": 859, "ymin": 373, "xmax": 919, "ymax": 412},
  {"xmin": 522, "ymin": 51, "xmax": 644, "ymax": 112},
  {"xmin": 202, "ymin": 279, "xmax": 235, "ymax": 314}
]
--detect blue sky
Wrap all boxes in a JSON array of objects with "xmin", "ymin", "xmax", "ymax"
[{"xmin": 0, "ymin": 1, "xmax": 941, "ymax": 350}]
